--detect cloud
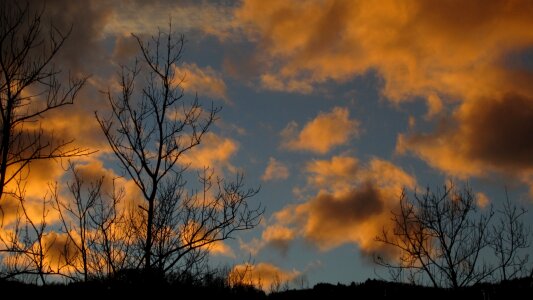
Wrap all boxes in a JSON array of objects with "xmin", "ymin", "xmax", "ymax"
[
  {"xmin": 229, "ymin": 0, "xmax": 533, "ymax": 103},
  {"xmin": 260, "ymin": 73, "xmax": 313, "ymax": 94},
  {"xmin": 180, "ymin": 220, "xmax": 235, "ymax": 258},
  {"xmin": 476, "ymin": 192, "xmax": 490, "ymax": 209},
  {"xmin": 226, "ymin": 0, "xmax": 533, "ymax": 191},
  {"xmin": 180, "ymin": 132, "xmax": 239, "ymax": 173},
  {"xmin": 206, "ymin": 241, "xmax": 235, "ymax": 257},
  {"xmin": 240, "ymin": 224, "xmax": 295, "ymax": 256},
  {"xmin": 306, "ymin": 155, "xmax": 358, "ymax": 191},
  {"xmin": 39, "ymin": 231, "xmax": 79, "ymax": 272},
  {"xmin": 281, "ymin": 107, "xmax": 360, "ymax": 154},
  {"xmin": 268, "ymin": 156, "xmax": 415, "ymax": 255},
  {"xmin": 397, "ymin": 93, "xmax": 533, "ymax": 179},
  {"xmin": 30, "ymin": 0, "xmax": 111, "ymax": 75},
  {"xmin": 262, "ymin": 158, "xmax": 289, "ymax": 181},
  {"xmin": 104, "ymin": 1, "xmax": 234, "ymax": 38},
  {"xmin": 173, "ymin": 63, "xmax": 229, "ymax": 103},
  {"xmin": 229, "ymin": 262, "xmax": 300, "ymax": 292}
]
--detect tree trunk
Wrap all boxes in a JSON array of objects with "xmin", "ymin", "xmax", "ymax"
[{"xmin": 144, "ymin": 197, "xmax": 155, "ymax": 272}]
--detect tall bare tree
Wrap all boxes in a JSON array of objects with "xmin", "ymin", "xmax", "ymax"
[
  {"xmin": 96, "ymin": 25, "xmax": 262, "ymax": 278},
  {"xmin": 0, "ymin": 1, "xmax": 88, "ymax": 203},
  {"xmin": 376, "ymin": 184, "xmax": 494, "ymax": 288}
]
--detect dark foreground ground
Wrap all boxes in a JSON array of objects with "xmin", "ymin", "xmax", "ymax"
[{"xmin": 1, "ymin": 277, "xmax": 532, "ymax": 299}]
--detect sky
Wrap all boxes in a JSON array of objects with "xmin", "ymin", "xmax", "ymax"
[{"xmin": 7, "ymin": 0, "xmax": 533, "ymax": 289}]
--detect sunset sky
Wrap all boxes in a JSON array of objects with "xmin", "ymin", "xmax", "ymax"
[{"xmin": 13, "ymin": 0, "xmax": 533, "ymax": 287}]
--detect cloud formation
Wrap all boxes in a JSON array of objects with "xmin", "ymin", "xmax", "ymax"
[
  {"xmin": 265, "ymin": 156, "xmax": 416, "ymax": 255},
  {"xmin": 230, "ymin": 0, "xmax": 533, "ymax": 103},
  {"xmin": 226, "ymin": 0, "xmax": 533, "ymax": 191},
  {"xmin": 229, "ymin": 262, "xmax": 300, "ymax": 292},
  {"xmin": 281, "ymin": 107, "xmax": 359, "ymax": 154},
  {"xmin": 476, "ymin": 192, "xmax": 490, "ymax": 209},
  {"xmin": 180, "ymin": 132, "xmax": 239, "ymax": 173},
  {"xmin": 262, "ymin": 157, "xmax": 290, "ymax": 181},
  {"xmin": 174, "ymin": 63, "xmax": 229, "ymax": 103},
  {"xmin": 240, "ymin": 224, "xmax": 295, "ymax": 256},
  {"xmin": 397, "ymin": 93, "xmax": 533, "ymax": 179}
]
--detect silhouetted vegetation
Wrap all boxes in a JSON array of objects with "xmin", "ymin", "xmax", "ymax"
[
  {"xmin": 0, "ymin": 275, "xmax": 531, "ymax": 299},
  {"xmin": 0, "ymin": 1, "xmax": 262, "ymax": 285},
  {"xmin": 376, "ymin": 183, "xmax": 530, "ymax": 288}
]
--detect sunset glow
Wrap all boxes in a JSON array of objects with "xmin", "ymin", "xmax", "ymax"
[{"xmin": 1, "ymin": 0, "xmax": 533, "ymax": 290}]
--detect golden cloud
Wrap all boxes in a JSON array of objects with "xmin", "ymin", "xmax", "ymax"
[
  {"xmin": 397, "ymin": 93, "xmax": 533, "ymax": 180},
  {"xmin": 230, "ymin": 0, "xmax": 533, "ymax": 190},
  {"xmin": 39, "ymin": 231, "xmax": 79, "ymax": 272},
  {"xmin": 229, "ymin": 262, "xmax": 300, "ymax": 292},
  {"xmin": 240, "ymin": 224, "xmax": 295, "ymax": 256},
  {"xmin": 260, "ymin": 73, "xmax": 313, "ymax": 94},
  {"xmin": 231, "ymin": 0, "xmax": 533, "ymax": 103},
  {"xmin": 475, "ymin": 192, "xmax": 490, "ymax": 209},
  {"xmin": 173, "ymin": 63, "xmax": 229, "ymax": 103},
  {"xmin": 180, "ymin": 221, "xmax": 235, "ymax": 257},
  {"xmin": 262, "ymin": 157, "xmax": 290, "ymax": 181},
  {"xmin": 281, "ymin": 107, "xmax": 359, "ymax": 154},
  {"xmin": 180, "ymin": 132, "xmax": 239, "ymax": 174},
  {"xmin": 306, "ymin": 155, "xmax": 358, "ymax": 192},
  {"xmin": 269, "ymin": 156, "xmax": 416, "ymax": 254}
]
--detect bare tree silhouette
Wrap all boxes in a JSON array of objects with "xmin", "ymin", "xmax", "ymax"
[
  {"xmin": 95, "ymin": 23, "xmax": 263, "ymax": 279},
  {"xmin": 376, "ymin": 184, "xmax": 495, "ymax": 288},
  {"xmin": 0, "ymin": 181, "xmax": 73, "ymax": 284},
  {"xmin": 0, "ymin": 1, "xmax": 89, "ymax": 205},
  {"xmin": 489, "ymin": 190, "xmax": 530, "ymax": 281}
]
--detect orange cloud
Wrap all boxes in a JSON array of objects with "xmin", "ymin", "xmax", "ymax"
[
  {"xmin": 262, "ymin": 157, "xmax": 289, "ymax": 181},
  {"xmin": 240, "ymin": 224, "xmax": 295, "ymax": 255},
  {"xmin": 281, "ymin": 107, "xmax": 359, "ymax": 154},
  {"xmin": 476, "ymin": 192, "xmax": 490, "ymax": 209},
  {"xmin": 180, "ymin": 221, "xmax": 235, "ymax": 257},
  {"xmin": 180, "ymin": 132, "xmax": 238, "ymax": 173},
  {"xmin": 231, "ymin": 0, "xmax": 533, "ymax": 103},
  {"xmin": 229, "ymin": 262, "xmax": 300, "ymax": 292},
  {"xmin": 306, "ymin": 155, "xmax": 358, "ymax": 191},
  {"xmin": 39, "ymin": 231, "xmax": 79, "ymax": 272},
  {"xmin": 267, "ymin": 156, "xmax": 416, "ymax": 255},
  {"xmin": 397, "ymin": 93, "xmax": 533, "ymax": 179},
  {"xmin": 228, "ymin": 0, "xmax": 533, "ymax": 192},
  {"xmin": 260, "ymin": 73, "xmax": 313, "ymax": 94},
  {"xmin": 173, "ymin": 63, "xmax": 229, "ymax": 103}
]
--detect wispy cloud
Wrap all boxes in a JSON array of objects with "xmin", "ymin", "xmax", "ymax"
[{"xmin": 262, "ymin": 157, "xmax": 289, "ymax": 181}]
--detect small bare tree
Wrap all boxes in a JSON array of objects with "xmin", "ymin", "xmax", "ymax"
[
  {"xmin": 51, "ymin": 163, "xmax": 101, "ymax": 282},
  {"xmin": 0, "ymin": 179, "xmax": 72, "ymax": 284},
  {"xmin": 376, "ymin": 184, "xmax": 494, "ymax": 288},
  {"xmin": 50, "ymin": 162, "xmax": 138, "ymax": 282},
  {"xmin": 0, "ymin": 1, "xmax": 88, "ymax": 203},
  {"xmin": 490, "ymin": 190, "xmax": 530, "ymax": 281},
  {"xmin": 95, "ymin": 24, "xmax": 262, "ymax": 278}
]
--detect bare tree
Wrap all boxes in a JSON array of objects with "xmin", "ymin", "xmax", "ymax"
[
  {"xmin": 95, "ymin": 24, "xmax": 262, "ymax": 278},
  {"xmin": 51, "ymin": 162, "xmax": 101, "ymax": 282},
  {"xmin": 490, "ymin": 190, "xmax": 530, "ymax": 281},
  {"xmin": 86, "ymin": 176, "xmax": 136, "ymax": 279},
  {"xmin": 0, "ymin": 179, "xmax": 72, "ymax": 284},
  {"xmin": 0, "ymin": 1, "xmax": 88, "ymax": 203},
  {"xmin": 50, "ymin": 162, "xmax": 138, "ymax": 282},
  {"xmin": 376, "ymin": 184, "xmax": 495, "ymax": 288}
]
